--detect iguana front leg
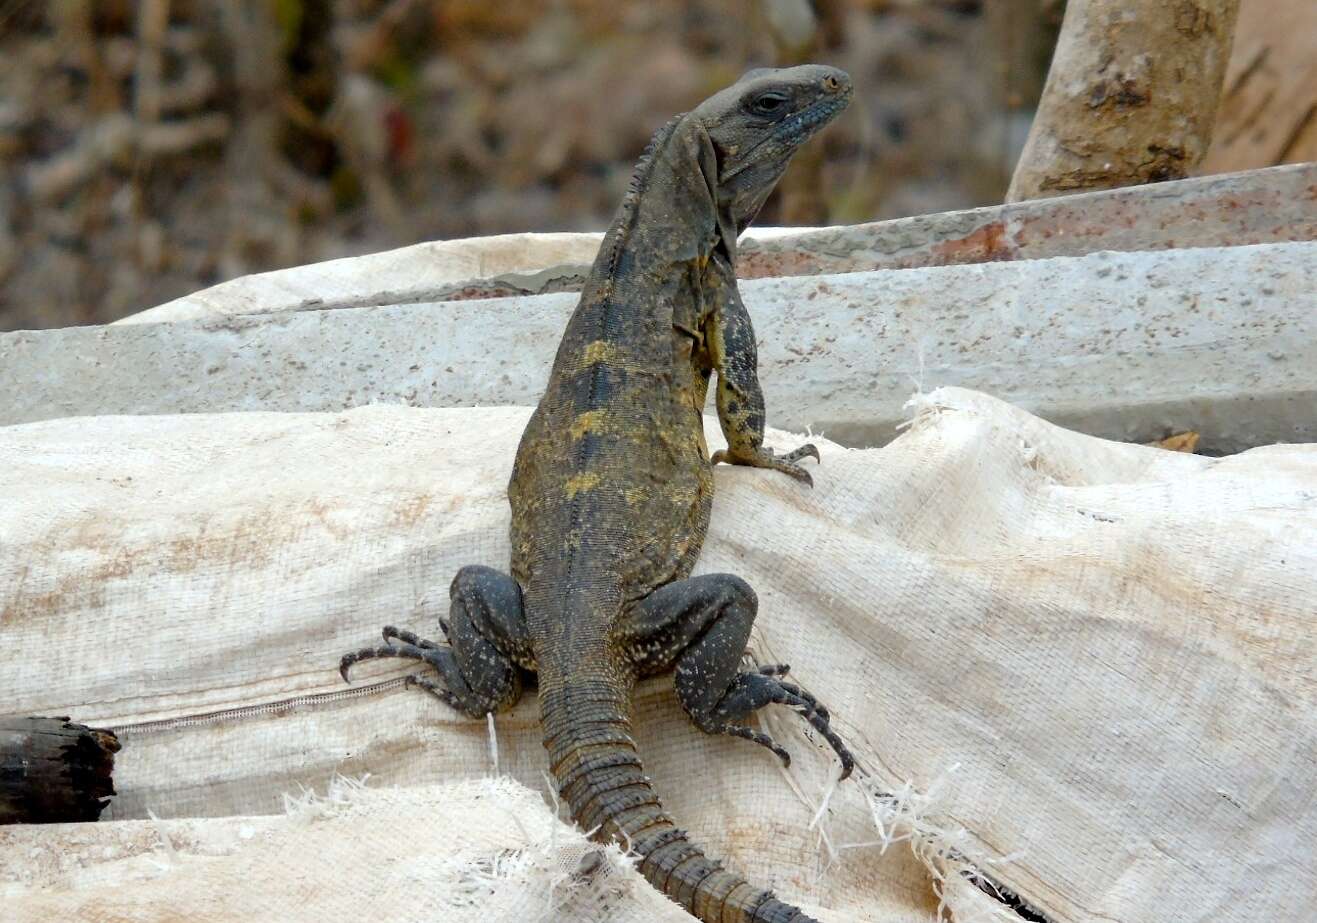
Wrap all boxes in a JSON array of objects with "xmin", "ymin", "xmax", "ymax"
[{"xmin": 705, "ymin": 261, "xmax": 819, "ymax": 486}]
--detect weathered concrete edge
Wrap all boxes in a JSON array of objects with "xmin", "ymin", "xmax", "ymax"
[
  {"xmin": 115, "ymin": 227, "xmax": 819, "ymax": 328},
  {"xmin": 114, "ymin": 231, "xmax": 607, "ymax": 327},
  {"xmin": 6, "ymin": 242, "xmax": 1315, "ymax": 454},
  {"xmin": 740, "ymin": 162, "xmax": 1317, "ymax": 277},
  {"xmin": 113, "ymin": 164, "xmax": 1316, "ymax": 327}
]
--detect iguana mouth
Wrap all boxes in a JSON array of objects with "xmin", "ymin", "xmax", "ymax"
[
  {"xmin": 725, "ymin": 89, "xmax": 853, "ymax": 180},
  {"xmin": 782, "ymin": 87, "xmax": 853, "ymax": 140}
]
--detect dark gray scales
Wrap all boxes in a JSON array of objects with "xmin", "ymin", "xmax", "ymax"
[{"xmin": 341, "ymin": 65, "xmax": 855, "ymax": 923}]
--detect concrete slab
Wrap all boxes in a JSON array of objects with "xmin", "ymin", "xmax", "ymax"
[
  {"xmin": 115, "ymin": 228, "xmax": 818, "ymax": 327},
  {"xmin": 4, "ymin": 242, "xmax": 1313, "ymax": 453},
  {"xmin": 116, "ymin": 164, "xmax": 1316, "ymax": 326},
  {"xmin": 738, "ymin": 162, "xmax": 1317, "ymax": 278}
]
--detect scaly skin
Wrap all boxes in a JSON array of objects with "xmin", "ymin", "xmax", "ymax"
[{"xmin": 341, "ymin": 65, "xmax": 854, "ymax": 922}]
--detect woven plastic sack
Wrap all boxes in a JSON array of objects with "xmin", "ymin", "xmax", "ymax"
[{"xmin": 2, "ymin": 387, "xmax": 1314, "ymax": 922}]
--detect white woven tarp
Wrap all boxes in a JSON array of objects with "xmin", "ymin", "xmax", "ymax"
[{"xmin": 2, "ymin": 388, "xmax": 1314, "ymax": 922}]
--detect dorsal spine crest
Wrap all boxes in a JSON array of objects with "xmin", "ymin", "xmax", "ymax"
[{"xmin": 599, "ymin": 113, "xmax": 686, "ymax": 299}]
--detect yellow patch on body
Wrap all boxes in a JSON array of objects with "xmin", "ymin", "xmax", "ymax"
[
  {"xmin": 565, "ymin": 472, "xmax": 601, "ymax": 497},
  {"xmin": 570, "ymin": 409, "xmax": 607, "ymax": 439},
  {"xmin": 581, "ymin": 340, "xmax": 616, "ymax": 365}
]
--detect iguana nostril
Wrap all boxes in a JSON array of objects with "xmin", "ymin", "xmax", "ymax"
[{"xmin": 824, "ymin": 75, "xmax": 839, "ymax": 91}]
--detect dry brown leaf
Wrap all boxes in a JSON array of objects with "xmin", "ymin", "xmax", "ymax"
[{"xmin": 1148, "ymin": 431, "xmax": 1201, "ymax": 453}]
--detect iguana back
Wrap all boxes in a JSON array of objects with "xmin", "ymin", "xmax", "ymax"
[{"xmin": 343, "ymin": 65, "xmax": 854, "ymax": 923}]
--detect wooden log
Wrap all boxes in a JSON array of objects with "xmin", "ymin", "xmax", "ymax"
[{"xmin": 0, "ymin": 717, "xmax": 119, "ymax": 824}]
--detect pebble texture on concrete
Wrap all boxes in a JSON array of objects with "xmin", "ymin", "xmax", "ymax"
[{"xmin": 4, "ymin": 242, "xmax": 1312, "ymax": 453}]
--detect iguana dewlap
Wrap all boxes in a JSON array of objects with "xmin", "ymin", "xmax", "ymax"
[{"xmin": 342, "ymin": 65, "xmax": 854, "ymax": 923}]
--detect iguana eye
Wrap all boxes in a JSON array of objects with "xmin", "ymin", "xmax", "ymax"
[{"xmin": 751, "ymin": 93, "xmax": 788, "ymax": 115}]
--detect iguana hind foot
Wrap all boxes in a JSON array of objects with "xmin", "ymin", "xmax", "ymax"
[
  {"xmin": 339, "ymin": 635, "xmax": 487, "ymax": 714},
  {"xmin": 751, "ymin": 663, "xmax": 830, "ymax": 722},
  {"xmin": 338, "ymin": 565, "xmax": 533, "ymax": 718},
  {"xmin": 621, "ymin": 573, "xmax": 854, "ymax": 779},
  {"xmin": 710, "ymin": 670, "xmax": 854, "ymax": 778}
]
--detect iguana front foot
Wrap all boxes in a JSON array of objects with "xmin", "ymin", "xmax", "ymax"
[
  {"xmin": 711, "ymin": 443, "xmax": 819, "ymax": 487},
  {"xmin": 337, "ymin": 564, "xmax": 533, "ymax": 718}
]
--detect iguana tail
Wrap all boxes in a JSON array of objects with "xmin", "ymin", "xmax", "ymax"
[{"xmin": 541, "ymin": 677, "xmax": 819, "ymax": 923}]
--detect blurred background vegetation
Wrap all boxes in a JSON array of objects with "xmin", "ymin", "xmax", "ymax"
[{"xmin": 0, "ymin": 0, "xmax": 1072, "ymax": 330}]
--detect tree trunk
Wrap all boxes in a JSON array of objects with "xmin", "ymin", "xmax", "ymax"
[
  {"xmin": 0, "ymin": 716, "xmax": 120, "ymax": 824},
  {"xmin": 1007, "ymin": 0, "xmax": 1241, "ymax": 202}
]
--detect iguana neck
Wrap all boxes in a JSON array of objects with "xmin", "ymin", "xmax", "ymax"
[{"xmin": 586, "ymin": 113, "xmax": 728, "ymax": 303}]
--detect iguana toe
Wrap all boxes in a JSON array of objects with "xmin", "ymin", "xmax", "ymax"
[
  {"xmin": 723, "ymin": 723, "xmax": 793, "ymax": 767},
  {"xmin": 780, "ymin": 443, "xmax": 820, "ymax": 465},
  {"xmin": 382, "ymin": 625, "xmax": 441, "ymax": 649},
  {"xmin": 338, "ymin": 635, "xmax": 446, "ymax": 683},
  {"xmin": 403, "ymin": 673, "xmax": 462, "ymax": 710}
]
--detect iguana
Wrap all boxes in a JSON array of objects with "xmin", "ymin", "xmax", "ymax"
[{"xmin": 340, "ymin": 65, "xmax": 854, "ymax": 923}]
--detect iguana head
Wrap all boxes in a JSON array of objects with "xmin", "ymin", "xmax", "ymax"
[{"xmin": 692, "ymin": 64, "xmax": 852, "ymax": 234}]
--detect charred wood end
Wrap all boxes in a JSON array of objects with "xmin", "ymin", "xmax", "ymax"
[{"xmin": 0, "ymin": 716, "xmax": 121, "ymax": 825}]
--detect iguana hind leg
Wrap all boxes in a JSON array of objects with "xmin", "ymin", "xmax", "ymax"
[
  {"xmin": 619, "ymin": 573, "xmax": 853, "ymax": 779},
  {"xmin": 338, "ymin": 565, "xmax": 533, "ymax": 718}
]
